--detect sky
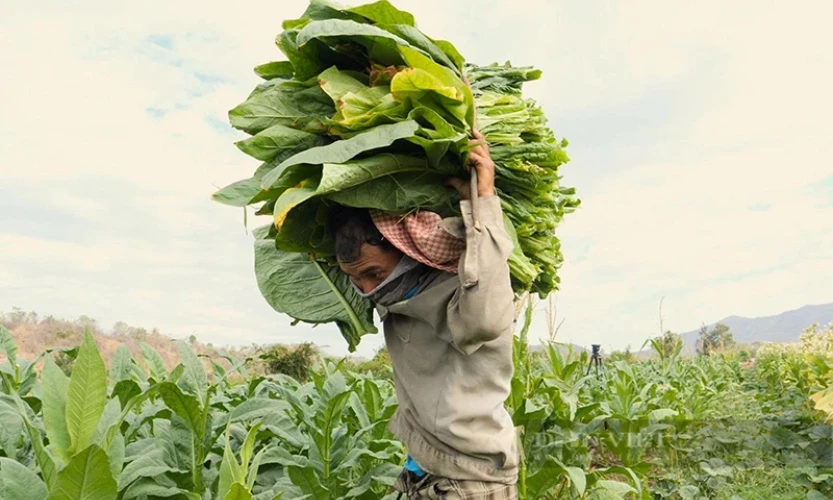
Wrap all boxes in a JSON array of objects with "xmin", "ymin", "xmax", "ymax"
[{"xmin": 1, "ymin": 0, "xmax": 831, "ymax": 359}]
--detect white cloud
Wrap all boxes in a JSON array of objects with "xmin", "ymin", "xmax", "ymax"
[
  {"xmin": 549, "ymin": 139, "xmax": 833, "ymax": 348},
  {"xmin": 1, "ymin": 0, "xmax": 831, "ymax": 357}
]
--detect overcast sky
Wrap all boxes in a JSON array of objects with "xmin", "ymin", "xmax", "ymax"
[{"xmin": 1, "ymin": 0, "xmax": 831, "ymax": 358}]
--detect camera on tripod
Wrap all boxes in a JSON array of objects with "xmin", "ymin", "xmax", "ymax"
[{"xmin": 586, "ymin": 344, "xmax": 604, "ymax": 377}]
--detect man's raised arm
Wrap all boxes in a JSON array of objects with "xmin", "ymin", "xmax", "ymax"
[{"xmin": 444, "ymin": 130, "xmax": 516, "ymax": 355}]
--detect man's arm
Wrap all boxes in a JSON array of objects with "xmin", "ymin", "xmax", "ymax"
[{"xmin": 444, "ymin": 131, "xmax": 516, "ymax": 355}]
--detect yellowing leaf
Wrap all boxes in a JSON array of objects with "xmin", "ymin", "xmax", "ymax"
[{"xmin": 391, "ymin": 68, "xmax": 460, "ymax": 103}]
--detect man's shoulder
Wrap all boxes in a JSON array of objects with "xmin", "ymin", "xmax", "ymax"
[{"xmin": 415, "ymin": 268, "xmax": 456, "ymax": 295}]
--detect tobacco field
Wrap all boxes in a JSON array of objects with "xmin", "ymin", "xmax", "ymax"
[{"xmin": 1, "ymin": 315, "xmax": 833, "ymax": 499}]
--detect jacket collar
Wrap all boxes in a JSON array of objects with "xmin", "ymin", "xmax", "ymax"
[{"xmin": 374, "ymin": 273, "xmax": 457, "ymax": 325}]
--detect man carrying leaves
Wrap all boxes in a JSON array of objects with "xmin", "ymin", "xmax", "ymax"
[{"xmin": 330, "ymin": 131, "xmax": 518, "ymax": 499}]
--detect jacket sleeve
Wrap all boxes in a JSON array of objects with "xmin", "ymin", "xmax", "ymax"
[{"xmin": 445, "ymin": 195, "xmax": 516, "ymax": 355}]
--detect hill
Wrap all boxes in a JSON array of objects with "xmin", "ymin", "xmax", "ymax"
[
  {"xmin": 0, "ymin": 309, "xmax": 263, "ymax": 375},
  {"xmin": 0, "ymin": 309, "xmax": 385, "ymax": 378},
  {"xmin": 681, "ymin": 302, "xmax": 833, "ymax": 349}
]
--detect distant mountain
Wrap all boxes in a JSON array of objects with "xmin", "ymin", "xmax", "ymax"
[{"xmin": 681, "ymin": 302, "xmax": 833, "ymax": 349}]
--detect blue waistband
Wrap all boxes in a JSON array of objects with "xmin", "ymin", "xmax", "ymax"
[{"xmin": 404, "ymin": 454, "xmax": 426, "ymax": 477}]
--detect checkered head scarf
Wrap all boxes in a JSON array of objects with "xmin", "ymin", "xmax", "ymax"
[{"xmin": 370, "ymin": 210, "xmax": 465, "ymax": 274}]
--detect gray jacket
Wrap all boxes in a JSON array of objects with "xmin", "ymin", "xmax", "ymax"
[{"xmin": 375, "ymin": 196, "xmax": 519, "ymax": 483}]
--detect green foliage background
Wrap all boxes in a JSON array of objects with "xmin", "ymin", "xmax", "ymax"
[{"xmin": 1, "ymin": 317, "xmax": 833, "ymax": 499}]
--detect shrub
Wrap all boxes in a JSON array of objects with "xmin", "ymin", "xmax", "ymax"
[{"xmin": 259, "ymin": 342, "xmax": 318, "ymax": 381}]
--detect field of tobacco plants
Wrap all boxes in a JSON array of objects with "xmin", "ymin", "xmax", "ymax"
[{"xmin": 1, "ymin": 316, "xmax": 832, "ymax": 499}]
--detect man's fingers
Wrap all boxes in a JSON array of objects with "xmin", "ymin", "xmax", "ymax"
[
  {"xmin": 472, "ymin": 130, "xmax": 488, "ymax": 148},
  {"xmin": 469, "ymin": 129, "xmax": 490, "ymax": 154},
  {"xmin": 468, "ymin": 144, "xmax": 488, "ymax": 160},
  {"xmin": 467, "ymin": 150, "xmax": 484, "ymax": 164},
  {"xmin": 445, "ymin": 177, "xmax": 465, "ymax": 190},
  {"xmin": 445, "ymin": 177, "xmax": 470, "ymax": 199},
  {"xmin": 468, "ymin": 150, "xmax": 492, "ymax": 167},
  {"xmin": 469, "ymin": 140, "xmax": 488, "ymax": 152}
]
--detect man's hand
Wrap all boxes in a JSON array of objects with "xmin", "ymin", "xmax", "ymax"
[{"xmin": 446, "ymin": 130, "xmax": 497, "ymax": 200}]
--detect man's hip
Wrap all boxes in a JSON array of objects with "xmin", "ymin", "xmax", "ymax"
[{"xmin": 394, "ymin": 469, "xmax": 518, "ymax": 500}]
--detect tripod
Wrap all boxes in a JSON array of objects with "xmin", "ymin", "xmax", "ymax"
[{"xmin": 585, "ymin": 344, "xmax": 604, "ymax": 377}]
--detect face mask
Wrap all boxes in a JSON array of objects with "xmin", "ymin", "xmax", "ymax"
[{"xmin": 352, "ymin": 255, "xmax": 426, "ymax": 306}]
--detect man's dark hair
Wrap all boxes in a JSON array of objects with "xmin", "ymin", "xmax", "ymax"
[{"xmin": 329, "ymin": 206, "xmax": 394, "ymax": 263}]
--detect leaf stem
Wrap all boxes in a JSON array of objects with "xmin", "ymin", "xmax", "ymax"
[{"xmin": 310, "ymin": 257, "xmax": 364, "ymax": 346}]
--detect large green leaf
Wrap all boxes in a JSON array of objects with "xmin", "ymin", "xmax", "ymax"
[
  {"xmin": 647, "ymin": 408, "xmax": 678, "ymax": 422},
  {"xmin": 360, "ymin": 379, "xmax": 385, "ymax": 422},
  {"xmin": 109, "ymin": 345, "xmax": 133, "ymax": 384},
  {"xmin": 295, "ymin": 0, "xmax": 359, "ymax": 23},
  {"xmin": 317, "ymin": 154, "xmax": 435, "ymax": 194},
  {"xmin": 563, "ymin": 464, "xmax": 587, "ymax": 496},
  {"xmin": 225, "ymin": 483, "xmax": 253, "ymax": 500},
  {"xmin": 218, "ymin": 426, "xmax": 242, "ymax": 500},
  {"xmin": 92, "ymin": 397, "xmax": 121, "ymax": 446},
  {"xmin": 0, "ymin": 326, "xmax": 17, "ymax": 366},
  {"xmin": 110, "ymin": 380, "xmax": 142, "ymax": 411},
  {"xmin": 348, "ymin": 392, "xmax": 371, "ymax": 430},
  {"xmin": 261, "ymin": 413, "xmax": 308, "ymax": 450},
  {"xmin": 527, "ymin": 456, "xmax": 587, "ymax": 499},
  {"xmin": 211, "ymin": 177, "xmax": 264, "ymax": 208},
  {"xmin": 391, "ymin": 67, "xmax": 459, "ymax": 103},
  {"xmin": 254, "ymin": 243, "xmax": 376, "ymax": 351},
  {"xmin": 395, "ymin": 45, "xmax": 471, "ymax": 128},
  {"xmin": 287, "ymin": 466, "xmax": 329, "ymax": 499},
  {"xmin": 156, "ymin": 417, "xmax": 193, "ymax": 473},
  {"xmin": 332, "ymin": 87, "xmax": 405, "ymax": 133},
  {"xmin": 106, "ymin": 434, "xmax": 125, "ymax": 490},
  {"xmin": 65, "ymin": 332, "xmax": 107, "ymax": 457},
  {"xmin": 325, "ymin": 170, "xmax": 456, "ymax": 214},
  {"xmin": 236, "ymin": 123, "xmax": 325, "ymax": 163},
  {"xmin": 317, "ymin": 66, "xmax": 368, "ymax": 104},
  {"xmin": 48, "ymin": 445, "xmax": 117, "ymax": 500},
  {"xmin": 346, "ymin": 1, "xmax": 415, "ymax": 26},
  {"xmin": 257, "ymin": 445, "xmax": 308, "ymax": 468},
  {"xmin": 273, "ymin": 185, "xmax": 319, "ymax": 231},
  {"xmin": 0, "ymin": 457, "xmax": 48, "ymax": 500},
  {"xmin": 239, "ymin": 423, "xmax": 263, "ymax": 483},
  {"xmin": 178, "ymin": 341, "xmax": 208, "ymax": 405},
  {"xmin": 0, "ymin": 400, "xmax": 23, "ymax": 458},
  {"xmin": 271, "ymin": 153, "xmax": 441, "ymax": 235},
  {"xmin": 18, "ymin": 409, "xmax": 58, "ymax": 489},
  {"xmin": 274, "ymin": 197, "xmax": 333, "ymax": 254},
  {"xmin": 261, "ymin": 120, "xmax": 419, "ymax": 189},
  {"xmin": 156, "ymin": 382, "xmax": 203, "ymax": 434},
  {"xmin": 309, "ymin": 390, "xmax": 351, "ymax": 479},
  {"xmin": 121, "ymin": 478, "xmax": 200, "ymax": 500},
  {"xmin": 768, "ymin": 426, "xmax": 803, "ymax": 450},
  {"xmin": 158, "ymin": 418, "xmax": 192, "ymax": 471},
  {"xmin": 296, "ymin": 19, "xmax": 411, "ymax": 67},
  {"xmin": 254, "ymin": 61, "xmax": 294, "ymax": 80},
  {"xmin": 119, "ymin": 450, "xmax": 170, "ymax": 492},
  {"xmin": 434, "ymin": 39, "xmax": 465, "ymax": 72},
  {"xmin": 139, "ymin": 343, "xmax": 167, "ymax": 382},
  {"xmin": 277, "ymin": 29, "xmax": 361, "ymax": 81},
  {"xmin": 228, "ymin": 398, "xmax": 292, "ymax": 423},
  {"xmin": 41, "ymin": 355, "xmax": 72, "ymax": 465},
  {"xmin": 229, "ymin": 82, "xmax": 333, "ymax": 135},
  {"xmin": 592, "ymin": 480, "xmax": 637, "ymax": 499},
  {"xmin": 212, "ymin": 137, "xmax": 329, "ymax": 208},
  {"xmin": 381, "ymin": 24, "xmax": 459, "ymax": 73},
  {"xmin": 344, "ymin": 462, "xmax": 401, "ymax": 497}
]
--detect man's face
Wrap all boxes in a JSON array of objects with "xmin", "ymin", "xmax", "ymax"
[{"xmin": 338, "ymin": 243, "xmax": 402, "ymax": 294}]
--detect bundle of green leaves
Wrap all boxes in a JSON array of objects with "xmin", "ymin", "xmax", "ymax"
[{"xmin": 213, "ymin": 0, "xmax": 579, "ymax": 350}]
